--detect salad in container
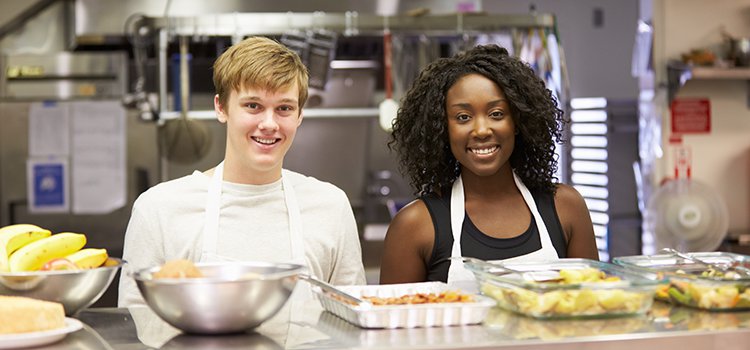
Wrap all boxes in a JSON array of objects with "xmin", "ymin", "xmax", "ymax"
[
  {"xmin": 614, "ymin": 251, "xmax": 750, "ymax": 311},
  {"xmin": 465, "ymin": 258, "xmax": 660, "ymax": 319}
]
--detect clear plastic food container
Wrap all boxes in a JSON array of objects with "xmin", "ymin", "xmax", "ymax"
[
  {"xmin": 465, "ymin": 258, "xmax": 659, "ymax": 319},
  {"xmin": 614, "ymin": 252, "xmax": 750, "ymax": 311},
  {"xmin": 314, "ymin": 282, "xmax": 495, "ymax": 329}
]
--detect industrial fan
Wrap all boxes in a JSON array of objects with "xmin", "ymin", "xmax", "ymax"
[{"xmin": 645, "ymin": 178, "xmax": 729, "ymax": 252}]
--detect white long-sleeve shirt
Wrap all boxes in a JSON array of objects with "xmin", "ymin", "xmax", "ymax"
[{"xmin": 118, "ymin": 169, "xmax": 366, "ymax": 307}]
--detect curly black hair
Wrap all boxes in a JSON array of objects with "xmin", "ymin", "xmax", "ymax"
[{"xmin": 389, "ymin": 44, "xmax": 566, "ymax": 196}]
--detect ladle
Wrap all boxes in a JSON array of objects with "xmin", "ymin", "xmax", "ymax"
[
  {"xmin": 162, "ymin": 35, "xmax": 211, "ymax": 164},
  {"xmin": 378, "ymin": 22, "xmax": 398, "ymax": 132}
]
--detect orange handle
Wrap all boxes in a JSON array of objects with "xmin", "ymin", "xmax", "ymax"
[{"xmin": 383, "ymin": 31, "xmax": 393, "ymax": 99}]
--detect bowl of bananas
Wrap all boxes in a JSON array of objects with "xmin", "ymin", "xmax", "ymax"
[{"xmin": 0, "ymin": 224, "xmax": 124, "ymax": 315}]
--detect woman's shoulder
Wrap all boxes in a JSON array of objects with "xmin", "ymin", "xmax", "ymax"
[
  {"xmin": 551, "ymin": 183, "xmax": 599, "ymax": 259},
  {"xmin": 387, "ymin": 198, "xmax": 435, "ymax": 243},
  {"xmin": 551, "ymin": 182, "xmax": 592, "ymax": 232},
  {"xmin": 384, "ymin": 198, "xmax": 436, "ymax": 260},
  {"xmin": 552, "ymin": 183, "xmax": 586, "ymax": 206},
  {"xmin": 392, "ymin": 198, "xmax": 431, "ymax": 223}
]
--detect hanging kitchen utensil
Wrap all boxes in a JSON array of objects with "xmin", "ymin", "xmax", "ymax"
[
  {"xmin": 162, "ymin": 36, "xmax": 211, "ymax": 164},
  {"xmin": 280, "ymin": 30, "xmax": 309, "ymax": 64},
  {"xmin": 123, "ymin": 14, "xmax": 156, "ymax": 121},
  {"xmin": 306, "ymin": 30, "xmax": 337, "ymax": 90},
  {"xmin": 551, "ymin": 18, "xmax": 571, "ymax": 104},
  {"xmin": 379, "ymin": 24, "xmax": 398, "ymax": 132}
]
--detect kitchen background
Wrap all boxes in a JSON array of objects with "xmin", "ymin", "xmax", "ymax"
[{"xmin": 0, "ymin": 0, "xmax": 748, "ymax": 307}]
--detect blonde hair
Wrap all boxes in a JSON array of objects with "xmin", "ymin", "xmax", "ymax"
[{"xmin": 213, "ymin": 36, "xmax": 309, "ymax": 109}]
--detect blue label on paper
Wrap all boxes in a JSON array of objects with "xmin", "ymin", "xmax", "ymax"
[{"xmin": 33, "ymin": 163, "xmax": 64, "ymax": 206}]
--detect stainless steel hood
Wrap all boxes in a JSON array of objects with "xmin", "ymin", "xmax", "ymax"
[
  {"xmin": 70, "ymin": 0, "xmax": 501, "ymax": 46},
  {"xmin": 73, "ymin": 0, "xmax": 391, "ymax": 45}
]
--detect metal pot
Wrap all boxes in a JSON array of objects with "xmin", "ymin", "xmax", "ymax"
[
  {"xmin": 723, "ymin": 31, "xmax": 750, "ymax": 67},
  {"xmin": 733, "ymin": 38, "xmax": 750, "ymax": 67}
]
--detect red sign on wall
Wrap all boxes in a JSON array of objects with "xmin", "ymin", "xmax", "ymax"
[{"xmin": 670, "ymin": 98, "xmax": 711, "ymax": 134}]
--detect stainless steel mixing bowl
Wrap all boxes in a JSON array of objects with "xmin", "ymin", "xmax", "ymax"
[
  {"xmin": 0, "ymin": 258, "xmax": 124, "ymax": 316},
  {"xmin": 133, "ymin": 261, "xmax": 303, "ymax": 334}
]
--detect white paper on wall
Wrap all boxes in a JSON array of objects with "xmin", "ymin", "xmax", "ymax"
[
  {"xmin": 28, "ymin": 101, "xmax": 70, "ymax": 157},
  {"xmin": 70, "ymin": 101, "xmax": 127, "ymax": 214}
]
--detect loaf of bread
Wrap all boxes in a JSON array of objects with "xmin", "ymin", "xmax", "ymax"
[{"xmin": 0, "ymin": 296, "xmax": 65, "ymax": 334}]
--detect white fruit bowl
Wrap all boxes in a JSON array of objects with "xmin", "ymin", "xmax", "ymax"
[{"xmin": 0, "ymin": 258, "xmax": 124, "ymax": 316}]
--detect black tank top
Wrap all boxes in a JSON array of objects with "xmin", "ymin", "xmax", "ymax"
[{"xmin": 422, "ymin": 189, "xmax": 567, "ymax": 282}]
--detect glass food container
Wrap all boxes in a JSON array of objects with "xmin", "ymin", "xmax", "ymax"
[
  {"xmin": 614, "ymin": 252, "xmax": 750, "ymax": 311},
  {"xmin": 465, "ymin": 258, "xmax": 660, "ymax": 319},
  {"xmin": 483, "ymin": 306, "xmax": 651, "ymax": 340}
]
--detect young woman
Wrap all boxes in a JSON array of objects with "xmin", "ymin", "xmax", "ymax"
[{"xmin": 380, "ymin": 44, "xmax": 599, "ymax": 285}]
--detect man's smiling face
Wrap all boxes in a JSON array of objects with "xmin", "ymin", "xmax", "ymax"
[{"xmin": 214, "ymin": 83, "xmax": 303, "ymax": 183}]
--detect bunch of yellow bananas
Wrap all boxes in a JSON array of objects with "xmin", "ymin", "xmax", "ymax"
[{"xmin": 0, "ymin": 224, "xmax": 109, "ymax": 272}]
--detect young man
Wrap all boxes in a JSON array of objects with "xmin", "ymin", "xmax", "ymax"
[{"xmin": 119, "ymin": 36, "xmax": 366, "ymax": 307}]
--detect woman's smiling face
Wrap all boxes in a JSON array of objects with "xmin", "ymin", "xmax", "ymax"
[{"xmin": 446, "ymin": 73, "xmax": 515, "ymax": 177}]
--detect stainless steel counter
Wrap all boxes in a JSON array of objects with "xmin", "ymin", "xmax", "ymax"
[{"xmin": 27, "ymin": 300, "xmax": 750, "ymax": 349}]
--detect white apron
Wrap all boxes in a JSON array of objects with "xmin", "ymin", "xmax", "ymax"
[
  {"xmin": 200, "ymin": 161, "xmax": 314, "ymax": 296},
  {"xmin": 447, "ymin": 172, "xmax": 560, "ymax": 287},
  {"xmin": 201, "ymin": 161, "xmax": 306, "ymax": 265}
]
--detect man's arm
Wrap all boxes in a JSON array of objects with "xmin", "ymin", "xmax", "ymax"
[
  {"xmin": 328, "ymin": 192, "xmax": 366, "ymax": 285},
  {"xmin": 118, "ymin": 196, "xmax": 164, "ymax": 307}
]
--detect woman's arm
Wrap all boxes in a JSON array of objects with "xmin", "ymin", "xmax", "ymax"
[
  {"xmin": 554, "ymin": 184, "xmax": 600, "ymax": 260},
  {"xmin": 379, "ymin": 199, "xmax": 435, "ymax": 284}
]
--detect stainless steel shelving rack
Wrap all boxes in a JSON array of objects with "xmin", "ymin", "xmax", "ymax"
[
  {"xmin": 147, "ymin": 12, "xmax": 555, "ymax": 37},
  {"xmin": 144, "ymin": 11, "xmax": 558, "ymax": 121}
]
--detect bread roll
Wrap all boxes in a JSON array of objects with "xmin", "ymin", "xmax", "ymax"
[
  {"xmin": 153, "ymin": 259, "xmax": 204, "ymax": 279},
  {"xmin": 0, "ymin": 296, "xmax": 65, "ymax": 334}
]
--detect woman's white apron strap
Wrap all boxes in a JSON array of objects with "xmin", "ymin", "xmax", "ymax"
[
  {"xmin": 447, "ymin": 175, "xmax": 476, "ymax": 286},
  {"xmin": 502, "ymin": 172, "xmax": 559, "ymax": 262},
  {"xmin": 446, "ymin": 172, "xmax": 560, "ymax": 287}
]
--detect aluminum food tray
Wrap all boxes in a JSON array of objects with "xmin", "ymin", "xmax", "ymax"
[{"xmin": 314, "ymin": 282, "xmax": 496, "ymax": 329}]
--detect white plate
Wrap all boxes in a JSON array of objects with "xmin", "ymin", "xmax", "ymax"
[{"xmin": 0, "ymin": 318, "xmax": 82, "ymax": 349}]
